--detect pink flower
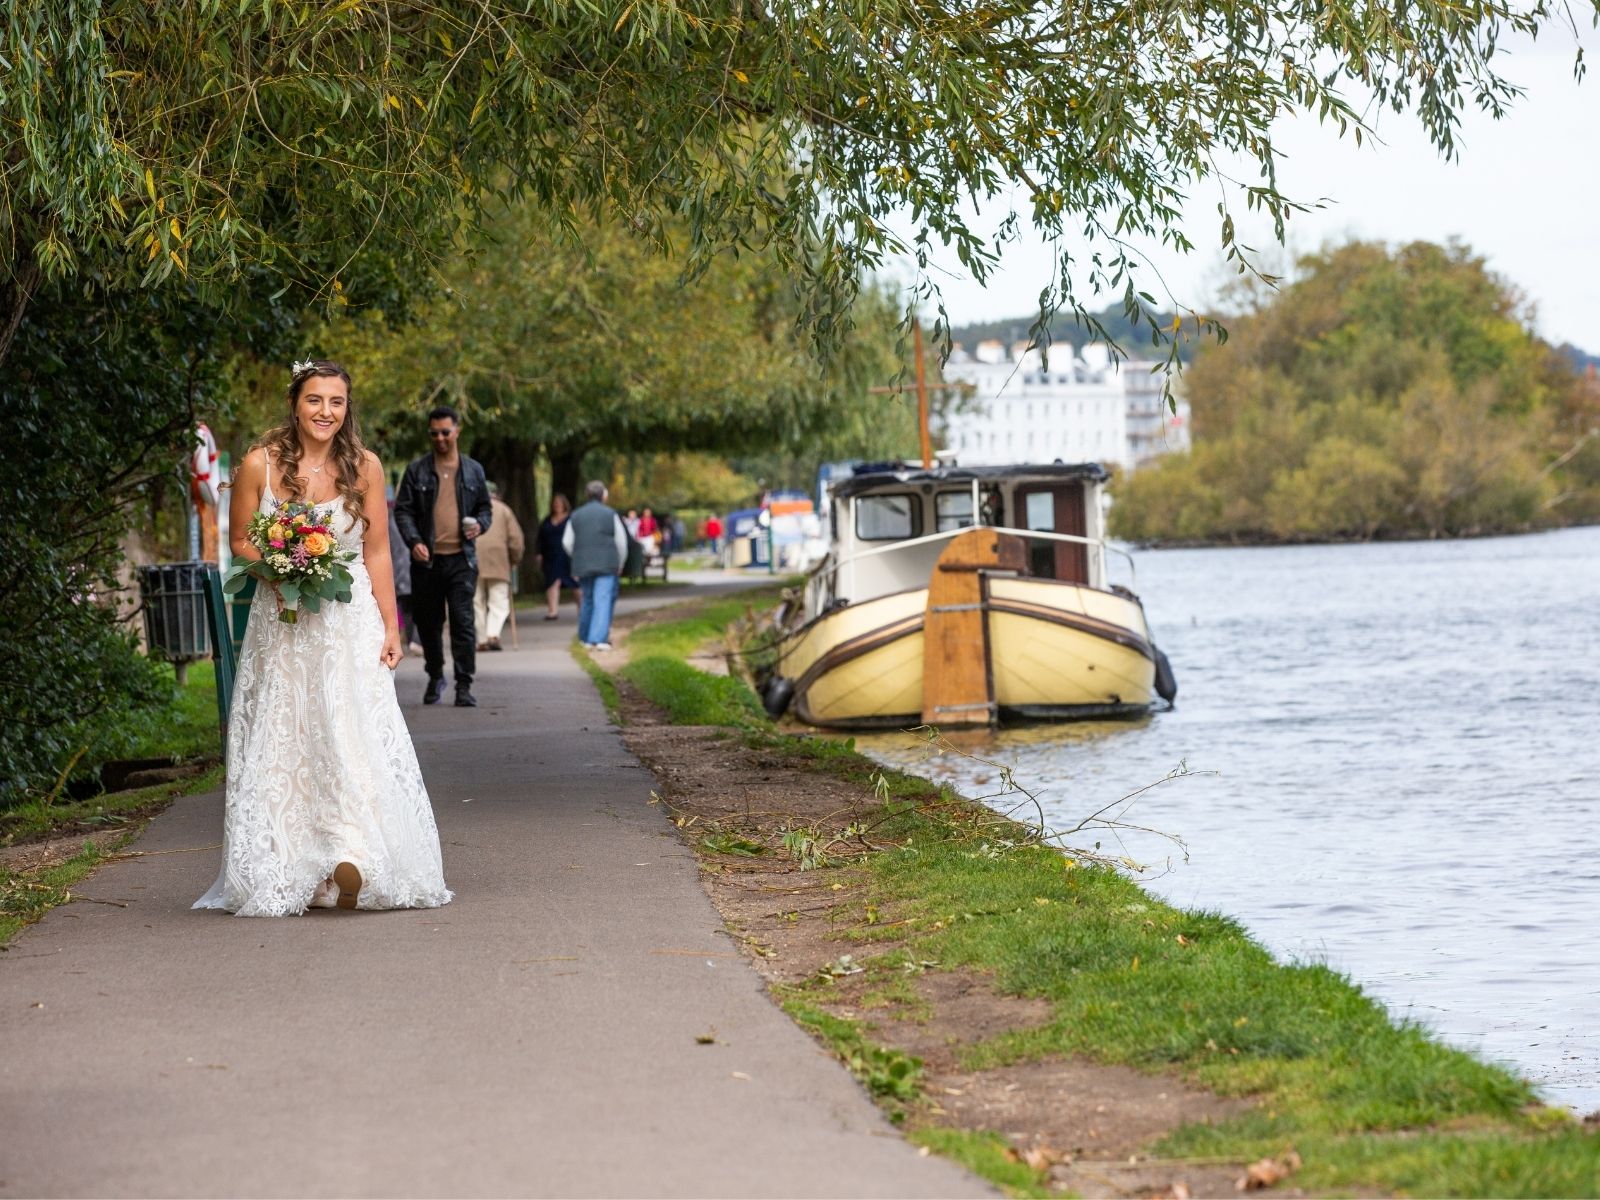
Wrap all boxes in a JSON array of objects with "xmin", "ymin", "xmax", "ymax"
[
  {"xmin": 269, "ymin": 539, "xmax": 285, "ymax": 549},
  {"xmin": 290, "ymin": 543, "xmax": 311, "ymax": 568}
]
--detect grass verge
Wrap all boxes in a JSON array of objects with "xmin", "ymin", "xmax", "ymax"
[
  {"xmin": 3, "ymin": 658, "xmax": 223, "ymax": 847},
  {"xmin": 0, "ymin": 834, "xmax": 135, "ymax": 946},
  {"xmin": 594, "ymin": 591, "xmax": 1600, "ymax": 1198},
  {"xmin": 909, "ymin": 1128, "xmax": 1053, "ymax": 1199},
  {"xmin": 612, "ymin": 593, "xmax": 778, "ymax": 728},
  {"xmin": 125, "ymin": 659, "xmax": 224, "ymax": 763},
  {"xmin": 570, "ymin": 641, "xmax": 621, "ymax": 722},
  {"xmin": 1, "ymin": 763, "xmax": 224, "ymax": 849},
  {"xmin": 2, "ymin": 658, "xmax": 225, "ymax": 947}
]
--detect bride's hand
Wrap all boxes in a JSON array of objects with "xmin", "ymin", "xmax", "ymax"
[{"xmin": 380, "ymin": 628, "xmax": 403, "ymax": 670}]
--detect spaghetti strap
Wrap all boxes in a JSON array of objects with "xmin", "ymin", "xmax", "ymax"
[{"xmin": 260, "ymin": 447, "xmax": 277, "ymax": 504}]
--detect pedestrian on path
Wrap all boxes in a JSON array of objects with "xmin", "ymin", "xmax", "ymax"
[
  {"xmin": 474, "ymin": 482, "xmax": 525, "ymax": 651},
  {"xmin": 387, "ymin": 494, "xmax": 421, "ymax": 655},
  {"xmin": 195, "ymin": 358, "xmax": 451, "ymax": 916},
  {"xmin": 563, "ymin": 480, "xmax": 627, "ymax": 650},
  {"xmin": 535, "ymin": 491, "xmax": 580, "ymax": 620},
  {"xmin": 394, "ymin": 404, "xmax": 492, "ymax": 707}
]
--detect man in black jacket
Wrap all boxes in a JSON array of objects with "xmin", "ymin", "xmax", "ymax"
[{"xmin": 393, "ymin": 406, "xmax": 493, "ymax": 708}]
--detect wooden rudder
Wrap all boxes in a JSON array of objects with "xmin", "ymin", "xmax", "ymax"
[{"xmin": 920, "ymin": 529, "xmax": 1026, "ymax": 727}]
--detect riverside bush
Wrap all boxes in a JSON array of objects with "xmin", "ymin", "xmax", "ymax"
[
  {"xmin": 0, "ymin": 278, "xmax": 284, "ymax": 808},
  {"xmin": 1113, "ymin": 240, "xmax": 1600, "ymax": 543}
]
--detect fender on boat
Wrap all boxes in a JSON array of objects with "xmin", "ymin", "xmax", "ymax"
[
  {"xmin": 762, "ymin": 675, "xmax": 795, "ymax": 718},
  {"xmin": 1153, "ymin": 646, "xmax": 1178, "ymax": 706}
]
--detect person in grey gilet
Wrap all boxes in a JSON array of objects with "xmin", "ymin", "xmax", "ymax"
[{"xmin": 562, "ymin": 481, "xmax": 629, "ymax": 649}]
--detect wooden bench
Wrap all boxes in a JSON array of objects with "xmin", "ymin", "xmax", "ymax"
[{"xmin": 624, "ymin": 540, "xmax": 671, "ymax": 583}]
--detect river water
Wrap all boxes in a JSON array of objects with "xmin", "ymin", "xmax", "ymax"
[{"xmin": 846, "ymin": 526, "xmax": 1600, "ymax": 1114}]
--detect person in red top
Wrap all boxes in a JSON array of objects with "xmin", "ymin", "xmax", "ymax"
[
  {"xmin": 703, "ymin": 514, "xmax": 724, "ymax": 554},
  {"xmin": 637, "ymin": 506, "xmax": 660, "ymax": 555}
]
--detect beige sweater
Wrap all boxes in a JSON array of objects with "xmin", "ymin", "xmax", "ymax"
[{"xmin": 475, "ymin": 498, "xmax": 525, "ymax": 582}]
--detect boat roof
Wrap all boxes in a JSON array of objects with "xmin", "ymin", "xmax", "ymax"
[{"xmin": 829, "ymin": 461, "xmax": 1109, "ymax": 500}]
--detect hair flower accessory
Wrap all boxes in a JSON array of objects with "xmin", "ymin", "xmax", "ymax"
[{"xmin": 291, "ymin": 358, "xmax": 318, "ymax": 379}]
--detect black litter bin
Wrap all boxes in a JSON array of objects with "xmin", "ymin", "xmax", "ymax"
[{"xmin": 138, "ymin": 561, "xmax": 211, "ymax": 681}]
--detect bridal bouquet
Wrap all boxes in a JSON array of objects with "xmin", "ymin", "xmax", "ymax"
[{"xmin": 224, "ymin": 502, "xmax": 357, "ymax": 624}]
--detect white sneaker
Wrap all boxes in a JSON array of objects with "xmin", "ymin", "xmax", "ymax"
[{"xmin": 593, "ymin": 641, "xmax": 613, "ymax": 651}]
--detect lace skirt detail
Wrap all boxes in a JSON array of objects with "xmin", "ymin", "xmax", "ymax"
[{"xmin": 194, "ymin": 564, "xmax": 453, "ymax": 917}]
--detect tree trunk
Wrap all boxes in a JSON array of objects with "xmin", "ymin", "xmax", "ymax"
[
  {"xmin": 548, "ymin": 444, "xmax": 587, "ymax": 515},
  {"xmin": 0, "ymin": 254, "xmax": 42, "ymax": 370},
  {"xmin": 473, "ymin": 435, "xmax": 542, "ymax": 594}
]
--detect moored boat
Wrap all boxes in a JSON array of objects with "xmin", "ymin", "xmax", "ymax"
[{"xmin": 759, "ymin": 463, "xmax": 1176, "ymax": 729}]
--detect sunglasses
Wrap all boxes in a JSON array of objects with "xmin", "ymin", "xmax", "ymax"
[{"xmin": 428, "ymin": 429, "xmax": 454, "ymax": 439}]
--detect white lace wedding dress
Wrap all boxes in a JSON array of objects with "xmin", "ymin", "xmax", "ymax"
[{"xmin": 195, "ymin": 471, "xmax": 452, "ymax": 917}]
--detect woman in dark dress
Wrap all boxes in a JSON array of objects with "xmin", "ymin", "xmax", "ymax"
[{"xmin": 534, "ymin": 492, "xmax": 580, "ymax": 620}]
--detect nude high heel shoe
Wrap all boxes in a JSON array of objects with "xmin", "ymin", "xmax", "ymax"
[{"xmin": 332, "ymin": 862, "xmax": 363, "ymax": 910}]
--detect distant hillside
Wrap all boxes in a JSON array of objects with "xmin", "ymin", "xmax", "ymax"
[
  {"xmin": 948, "ymin": 303, "xmax": 1196, "ymax": 362},
  {"xmin": 1556, "ymin": 342, "xmax": 1600, "ymax": 375}
]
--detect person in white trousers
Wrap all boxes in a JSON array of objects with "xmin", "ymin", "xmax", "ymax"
[{"xmin": 473, "ymin": 483, "xmax": 525, "ymax": 651}]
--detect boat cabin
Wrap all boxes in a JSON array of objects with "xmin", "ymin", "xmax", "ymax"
[{"xmin": 807, "ymin": 463, "xmax": 1115, "ymax": 615}]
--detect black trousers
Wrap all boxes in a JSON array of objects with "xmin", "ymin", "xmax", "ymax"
[{"xmin": 412, "ymin": 553, "xmax": 477, "ymax": 685}]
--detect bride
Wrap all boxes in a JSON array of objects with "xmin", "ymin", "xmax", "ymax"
[{"xmin": 195, "ymin": 359, "xmax": 452, "ymax": 916}]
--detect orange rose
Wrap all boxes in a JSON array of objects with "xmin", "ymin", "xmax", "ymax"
[{"xmin": 302, "ymin": 532, "xmax": 331, "ymax": 557}]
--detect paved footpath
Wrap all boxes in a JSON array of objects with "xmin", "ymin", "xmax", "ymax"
[{"xmin": 0, "ymin": 579, "xmax": 984, "ymax": 1198}]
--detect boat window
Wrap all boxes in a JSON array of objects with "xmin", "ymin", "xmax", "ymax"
[
  {"xmin": 1024, "ymin": 491, "xmax": 1055, "ymax": 530},
  {"xmin": 855, "ymin": 493, "xmax": 919, "ymax": 541},
  {"xmin": 935, "ymin": 491, "xmax": 975, "ymax": 532}
]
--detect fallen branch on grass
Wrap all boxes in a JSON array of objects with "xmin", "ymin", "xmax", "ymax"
[{"xmin": 901, "ymin": 727, "xmax": 1204, "ymax": 875}]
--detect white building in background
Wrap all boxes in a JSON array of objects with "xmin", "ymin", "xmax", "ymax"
[{"xmin": 940, "ymin": 340, "xmax": 1190, "ymax": 472}]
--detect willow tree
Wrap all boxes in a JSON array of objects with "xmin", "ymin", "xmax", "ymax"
[
  {"xmin": 3, "ymin": 0, "xmax": 1593, "ymax": 800},
  {"xmin": 6, "ymin": 1, "xmax": 1593, "ymax": 367},
  {"xmin": 329, "ymin": 205, "xmax": 905, "ymax": 586}
]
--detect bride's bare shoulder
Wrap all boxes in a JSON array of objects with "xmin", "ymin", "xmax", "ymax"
[
  {"xmin": 360, "ymin": 448, "xmax": 385, "ymax": 479},
  {"xmin": 234, "ymin": 445, "xmax": 269, "ymax": 482}
]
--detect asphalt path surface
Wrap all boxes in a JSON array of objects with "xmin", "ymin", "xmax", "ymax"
[{"xmin": 0, "ymin": 578, "xmax": 984, "ymax": 1198}]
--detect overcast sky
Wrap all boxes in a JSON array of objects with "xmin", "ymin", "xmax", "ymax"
[{"xmin": 890, "ymin": 29, "xmax": 1600, "ymax": 351}]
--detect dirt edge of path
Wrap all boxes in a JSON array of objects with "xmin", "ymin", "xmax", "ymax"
[{"xmin": 598, "ymin": 613, "xmax": 1258, "ymax": 1199}]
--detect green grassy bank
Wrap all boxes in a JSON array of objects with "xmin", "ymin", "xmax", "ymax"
[
  {"xmin": 2, "ymin": 661, "xmax": 223, "ymax": 947},
  {"xmin": 2, "ymin": 659, "xmax": 221, "ymax": 846},
  {"xmin": 597, "ymin": 592, "xmax": 1600, "ymax": 1198}
]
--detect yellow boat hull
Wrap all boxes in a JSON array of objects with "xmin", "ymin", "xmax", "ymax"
[{"xmin": 779, "ymin": 579, "xmax": 1155, "ymax": 729}]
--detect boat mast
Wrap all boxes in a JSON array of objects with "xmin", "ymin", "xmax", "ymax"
[{"xmin": 867, "ymin": 320, "xmax": 936, "ymax": 468}]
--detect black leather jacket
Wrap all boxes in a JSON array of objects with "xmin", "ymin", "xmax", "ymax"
[{"xmin": 393, "ymin": 453, "xmax": 493, "ymax": 569}]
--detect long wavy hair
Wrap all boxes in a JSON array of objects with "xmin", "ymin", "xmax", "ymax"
[{"xmin": 258, "ymin": 359, "xmax": 368, "ymax": 523}]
